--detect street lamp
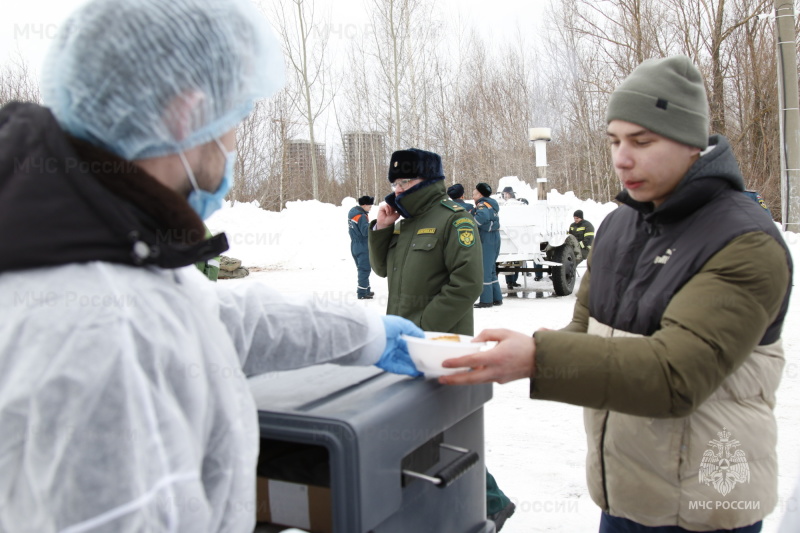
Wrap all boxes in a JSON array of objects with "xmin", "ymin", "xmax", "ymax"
[{"xmin": 529, "ymin": 127, "xmax": 551, "ymax": 201}]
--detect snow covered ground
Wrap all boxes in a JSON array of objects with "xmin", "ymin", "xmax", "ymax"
[{"xmin": 208, "ymin": 189, "xmax": 800, "ymax": 532}]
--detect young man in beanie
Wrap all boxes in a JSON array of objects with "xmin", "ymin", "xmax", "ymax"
[
  {"xmin": 568, "ymin": 209, "xmax": 595, "ymax": 262},
  {"xmin": 0, "ymin": 1, "xmax": 429, "ymax": 530},
  {"xmin": 472, "ymin": 182, "xmax": 503, "ymax": 307},
  {"xmin": 349, "ymin": 195, "xmax": 375, "ymax": 299},
  {"xmin": 441, "ymin": 55, "xmax": 792, "ymax": 533}
]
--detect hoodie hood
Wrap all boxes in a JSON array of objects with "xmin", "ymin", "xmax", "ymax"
[{"xmin": 0, "ymin": 102, "xmax": 227, "ymax": 273}]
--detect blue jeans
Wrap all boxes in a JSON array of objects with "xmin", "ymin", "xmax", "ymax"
[{"xmin": 599, "ymin": 513, "xmax": 762, "ymax": 533}]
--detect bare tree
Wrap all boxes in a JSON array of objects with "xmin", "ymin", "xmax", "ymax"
[
  {"xmin": 233, "ymin": 90, "xmax": 300, "ymax": 211},
  {"xmin": 338, "ymin": 32, "xmax": 390, "ymax": 198},
  {"xmin": 719, "ymin": 0, "xmax": 781, "ymax": 209},
  {"xmin": 539, "ymin": 0, "xmax": 788, "ymax": 209},
  {"xmin": 0, "ymin": 53, "xmax": 40, "ymax": 106},
  {"xmin": 667, "ymin": 0, "xmax": 771, "ymax": 133},
  {"xmin": 368, "ymin": 0, "xmax": 435, "ymax": 150},
  {"xmin": 272, "ymin": 0, "xmax": 335, "ymax": 201},
  {"xmin": 224, "ymin": 0, "xmax": 791, "ymax": 213},
  {"xmin": 428, "ymin": 15, "xmax": 469, "ymax": 184}
]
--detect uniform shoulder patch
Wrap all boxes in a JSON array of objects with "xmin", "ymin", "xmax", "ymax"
[
  {"xmin": 440, "ymin": 199, "xmax": 465, "ymax": 212},
  {"xmin": 452, "ymin": 217, "xmax": 475, "ymax": 228},
  {"xmin": 454, "ymin": 221, "xmax": 476, "ymax": 248}
]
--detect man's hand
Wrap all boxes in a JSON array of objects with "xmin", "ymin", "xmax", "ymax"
[
  {"xmin": 375, "ymin": 203, "xmax": 400, "ymax": 230},
  {"xmin": 438, "ymin": 328, "xmax": 535, "ymax": 385}
]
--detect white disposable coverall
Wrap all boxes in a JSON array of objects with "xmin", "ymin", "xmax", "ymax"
[{"xmin": 0, "ymin": 262, "xmax": 385, "ymax": 532}]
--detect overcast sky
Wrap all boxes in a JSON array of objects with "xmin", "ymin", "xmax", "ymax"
[
  {"xmin": 2, "ymin": 0, "xmax": 551, "ymax": 79},
  {"xmin": 1, "ymin": 0, "xmax": 551, "ymax": 154}
]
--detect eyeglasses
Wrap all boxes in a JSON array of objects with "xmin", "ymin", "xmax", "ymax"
[{"xmin": 391, "ymin": 178, "xmax": 419, "ymax": 190}]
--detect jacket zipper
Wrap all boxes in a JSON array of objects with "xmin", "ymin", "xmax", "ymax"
[{"xmin": 598, "ymin": 411, "xmax": 611, "ymax": 510}]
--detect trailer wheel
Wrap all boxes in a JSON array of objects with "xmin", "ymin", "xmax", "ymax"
[{"xmin": 550, "ymin": 241, "xmax": 577, "ymax": 296}]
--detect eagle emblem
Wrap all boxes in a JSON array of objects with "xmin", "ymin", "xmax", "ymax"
[
  {"xmin": 457, "ymin": 226, "xmax": 475, "ymax": 247},
  {"xmin": 698, "ymin": 427, "xmax": 750, "ymax": 496}
]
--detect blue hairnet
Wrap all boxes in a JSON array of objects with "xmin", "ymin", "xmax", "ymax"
[{"xmin": 41, "ymin": 0, "xmax": 285, "ymax": 160}]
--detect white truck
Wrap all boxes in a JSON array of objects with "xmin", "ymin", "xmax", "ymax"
[{"xmin": 496, "ymin": 200, "xmax": 582, "ymax": 296}]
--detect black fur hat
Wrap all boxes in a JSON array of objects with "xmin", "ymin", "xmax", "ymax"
[
  {"xmin": 476, "ymin": 182, "xmax": 492, "ymax": 197},
  {"xmin": 358, "ymin": 195, "xmax": 374, "ymax": 206},
  {"xmin": 387, "ymin": 148, "xmax": 444, "ymax": 182},
  {"xmin": 447, "ymin": 184, "xmax": 464, "ymax": 199}
]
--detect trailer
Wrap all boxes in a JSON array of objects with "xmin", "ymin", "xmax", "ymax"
[{"xmin": 496, "ymin": 200, "xmax": 581, "ymax": 296}]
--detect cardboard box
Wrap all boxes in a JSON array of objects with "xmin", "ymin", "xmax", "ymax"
[{"xmin": 256, "ymin": 477, "xmax": 332, "ymax": 533}]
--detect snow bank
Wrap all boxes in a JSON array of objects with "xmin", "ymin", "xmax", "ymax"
[
  {"xmin": 208, "ymin": 191, "xmax": 797, "ymax": 277},
  {"xmin": 207, "ymin": 191, "xmax": 621, "ymax": 270},
  {"xmin": 206, "ymin": 198, "xmax": 365, "ymax": 270}
]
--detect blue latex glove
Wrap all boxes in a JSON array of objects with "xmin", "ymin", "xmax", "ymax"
[{"xmin": 377, "ymin": 315, "xmax": 424, "ymax": 377}]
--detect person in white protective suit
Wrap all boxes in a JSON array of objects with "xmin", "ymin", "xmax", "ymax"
[{"xmin": 0, "ymin": 0, "xmax": 424, "ymax": 531}]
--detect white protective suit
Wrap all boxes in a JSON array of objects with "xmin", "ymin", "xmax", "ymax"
[{"xmin": 0, "ymin": 262, "xmax": 385, "ymax": 532}]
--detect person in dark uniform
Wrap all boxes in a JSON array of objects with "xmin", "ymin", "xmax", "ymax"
[
  {"xmin": 472, "ymin": 182, "xmax": 503, "ymax": 308},
  {"xmin": 474, "ymin": 181, "xmax": 517, "ymax": 528},
  {"xmin": 447, "ymin": 183, "xmax": 473, "ymax": 210},
  {"xmin": 744, "ymin": 190, "xmax": 772, "ymax": 217},
  {"xmin": 569, "ymin": 209, "xmax": 595, "ymax": 262},
  {"xmin": 348, "ymin": 195, "xmax": 375, "ymax": 299},
  {"xmin": 369, "ymin": 150, "xmax": 515, "ymax": 531}
]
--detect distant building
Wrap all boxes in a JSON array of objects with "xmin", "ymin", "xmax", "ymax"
[
  {"xmin": 286, "ymin": 139, "xmax": 327, "ymax": 199},
  {"xmin": 343, "ymin": 131, "xmax": 386, "ymax": 195}
]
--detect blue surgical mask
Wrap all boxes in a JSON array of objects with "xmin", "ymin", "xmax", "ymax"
[{"xmin": 181, "ymin": 138, "xmax": 236, "ymax": 220}]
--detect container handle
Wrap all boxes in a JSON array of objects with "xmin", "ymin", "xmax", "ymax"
[{"xmin": 402, "ymin": 443, "xmax": 479, "ymax": 488}]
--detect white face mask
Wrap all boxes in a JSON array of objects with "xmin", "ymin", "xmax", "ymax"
[{"xmin": 180, "ymin": 138, "xmax": 236, "ymax": 220}]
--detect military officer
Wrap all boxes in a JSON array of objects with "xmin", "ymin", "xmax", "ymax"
[
  {"xmin": 369, "ymin": 149, "xmax": 516, "ymax": 531},
  {"xmin": 369, "ymin": 148, "xmax": 482, "ymax": 336}
]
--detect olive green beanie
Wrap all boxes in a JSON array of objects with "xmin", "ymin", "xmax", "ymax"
[{"xmin": 606, "ymin": 55, "xmax": 709, "ymax": 149}]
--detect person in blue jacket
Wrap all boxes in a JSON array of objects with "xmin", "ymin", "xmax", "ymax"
[
  {"xmin": 349, "ymin": 195, "xmax": 375, "ymax": 299},
  {"xmin": 744, "ymin": 190, "xmax": 771, "ymax": 217},
  {"xmin": 472, "ymin": 182, "xmax": 503, "ymax": 308},
  {"xmin": 447, "ymin": 183, "xmax": 473, "ymax": 210}
]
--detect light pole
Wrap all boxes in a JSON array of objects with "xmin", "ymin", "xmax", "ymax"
[
  {"xmin": 529, "ymin": 127, "xmax": 552, "ymax": 201},
  {"xmin": 769, "ymin": 1, "xmax": 800, "ymax": 230}
]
